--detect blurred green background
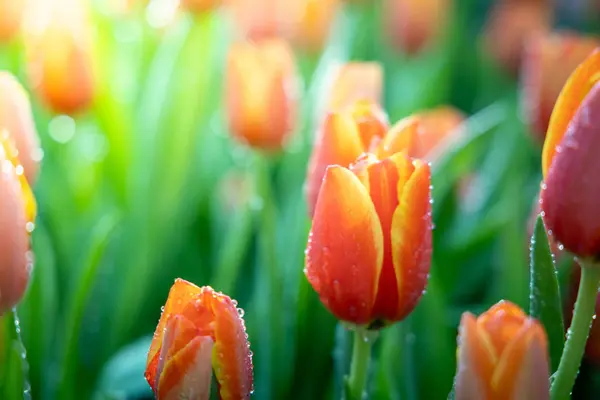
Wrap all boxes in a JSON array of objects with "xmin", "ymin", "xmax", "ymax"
[{"xmin": 1, "ymin": 0, "xmax": 600, "ymax": 399}]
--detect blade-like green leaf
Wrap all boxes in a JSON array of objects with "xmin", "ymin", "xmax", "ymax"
[
  {"xmin": 0, "ymin": 310, "xmax": 31, "ymax": 400},
  {"xmin": 529, "ymin": 215, "xmax": 564, "ymax": 373}
]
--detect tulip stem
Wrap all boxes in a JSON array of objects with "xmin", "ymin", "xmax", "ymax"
[
  {"xmin": 551, "ymin": 262, "xmax": 600, "ymax": 400},
  {"xmin": 347, "ymin": 328, "xmax": 375, "ymax": 400}
]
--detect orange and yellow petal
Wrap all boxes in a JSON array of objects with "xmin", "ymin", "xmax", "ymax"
[
  {"xmin": 374, "ymin": 116, "xmax": 420, "ymax": 159},
  {"xmin": 350, "ymin": 100, "xmax": 390, "ymax": 150},
  {"xmin": 327, "ymin": 63, "xmax": 383, "ymax": 111},
  {"xmin": 477, "ymin": 301, "xmax": 529, "ymax": 357},
  {"xmin": 389, "ymin": 158, "xmax": 431, "ymax": 321},
  {"xmin": 542, "ymin": 48, "xmax": 600, "ymax": 177},
  {"xmin": 305, "ymin": 165, "xmax": 384, "ymax": 324}
]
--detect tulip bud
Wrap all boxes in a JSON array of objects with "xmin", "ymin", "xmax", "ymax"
[
  {"xmin": 483, "ymin": 0, "xmax": 552, "ymax": 74},
  {"xmin": 226, "ymin": 0, "xmax": 291, "ymax": 41},
  {"xmin": 146, "ymin": 279, "xmax": 253, "ymax": 400},
  {"xmin": 0, "ymin": 0, "xmax": 25, "ymax": 42},
  {"xmin": 383, "ymin": 0, "xmax": 450, "ymax": 55},
  {"xmin": 225, "ymin": 39, "xmax": 297, "ymax": 151},
  {"xmin": 521, "ymin": 32, "xmax": 599, "ymax": 142},
  {"xmin": 540, "ymin": 49, "xmax": 600, "ymax": 257},
  {"xmin": 25, "ymin": 0, "xmax": 95, "ymax": 115},
  {"xmin": 291, "ymin": 0, "xmax": 340, "ymax": 52},
  {"xmin": 327, "ymin": 63, "xmax": 383, "ymax": 111},
  {"xmin": 0, "ymin": 135, "xmax": 35, "ymax": 315},
  {"xmin": 0, "ymin": 72, "xmax": 42, "ymax": 184},
  {"xmin": 180, "ymin": 0, "xmax": 219, "ymax": 13},
  {"xmin": 305, "ymin": 151, "xmax": 432, "ymax": 327},
  {"xmin": 455, "ymin": 301, "xmax": 550, "ymax": 400}
]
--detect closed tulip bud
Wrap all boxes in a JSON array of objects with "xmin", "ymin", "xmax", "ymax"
[
  {"xmin": 540, "ymin": 48, "xmax": 600, "ymax": 257},
  {"xmin": 291, "ymin": 0, "xmax": 340, "ymax": 52},
  {"xmin": 384, "ymin": 0, "xmax": 450, "ymax": 55},
  {"xmin": 327, "ymin": 63, "xmax": 383, "ymax": 111},
  {"xmin": 0, "ymin": 72, "xmax": 42, "ymax": 184},
  {"xmin": 0, "ymin": 135, "xmax": 35, "ymax": 315},
  {"xmin": 483, "ymin": 0, "xmax": 551, "ymax": 74},
  {"xmin": 25, "ymin": 0, "xmax": 95, "ymax": 115},
  {"xmin": 522, "ymin": 32, "xmax": 599, "ymax": 142},
  {"xmin": 305, "ymin": 151, "xmax": 432, "ymax": 327},
  {"xmin": 146, "ymin": 279, "xmax": 253, "ymax": 400},
  {"xmin": 226, "ymin": 39, "xmax": 297, "ymax": 151},
  {"xmin": 0, "ymin": 0, "xmax": 25, "ymax": 42},
  {"xmin": 455, "ymin": 301, "xmax": 550, "ymax": 400}
]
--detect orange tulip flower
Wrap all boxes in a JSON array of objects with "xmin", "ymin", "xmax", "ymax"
[
  {"xmin": 0, "ymin": 72, "xmax": 42, "ymax": 184},
  {"xmin": 540, "ymin": 48, "xmax": 600, "ymax": 257},
  {"xmin": 226, "ymin": 0, "xmax": 291, "ymax": 40},
  {"xmin": 225, "ymin": 39, "xmax": 297, "ymax": 151},
  {"xmin": 383, "ymin": 0, "xmax": 450, "ymax": 55},
  {"xmin": 0, "ymin": 0, "xmax": 25, "ymax": 42},
  {"xmin": 521, "ymin": 32, "xmax": 599, "ymax": 142},
  {"xmin": 327, "ymin": 63, "xmax": 383, "ymax": 111},
  {"xmin": 25, "ymin": 0, "xmax": 95, "ymax": 115},
  {"xmin": 305, "ymin": 150, "xmax": 432, "ymax": 327},
  {"xmin": 145, "ymin": 279, "xmax": 253, "ymax": 400},
  {"xmin": 291, "ymin": 0, "xmax": 340, "ymax": 52},
  {"xmin": 455, "ymin": 301, "xmax": 550, "ymax": 400},
  {"xmin": 181, "ymin": 0, "xmax": 220, "ymax": 13},
  {"xmin": 0, "ymin": 133, "xmax": 36, "ymax": 315}
]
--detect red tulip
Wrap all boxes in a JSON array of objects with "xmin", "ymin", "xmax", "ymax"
[
  {"xmin": 455, "ymin": 301, "xmax": 550, "ymax": 400},
  {"xmin": 146, "ymin": 279, "xmax": 253, "ymax": 400},
  {"xmin": 305, "ymin": 151, "xmax": 432, "ymax": 327}
]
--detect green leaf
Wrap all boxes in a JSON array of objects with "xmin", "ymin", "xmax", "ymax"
[
  {"xmin": 0, "ymin": 310, "xmax": 31, "ymax": 400},
  {"xmin": 529, "ymin": 215, "xmax": 564, "ymax": 373}
]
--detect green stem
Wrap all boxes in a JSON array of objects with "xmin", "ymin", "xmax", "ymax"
[
  {"xmin": 551, "ymin": 262, "xmax": 600, "ymax": 400},
  {"xmin": 347, "ymin": 329, "xmax": 374, "ymax": 400}
]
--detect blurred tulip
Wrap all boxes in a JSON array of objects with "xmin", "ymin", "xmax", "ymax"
[
  {"xmin": 540, "ymin": 49, "xmax": 600, "ymax": 257},
  {"xmin": 522, "ymin": 32, "xmax": 599, "ymax": 142},
  {"xmin": 226, "ymin": 39, "xmax": 297, "ymax": 151},
  {"xmin": 146, "ymin": 279, "xmax": 253, "ymax": 400},
  {"xmin": 0, "ymin": 0, "xmax": 25, "ymax": 42},
  {"xmin": 181, "ymin": 0, "xmax": 219, "ymax": 13},
  {"xmin": 455, "ymin": 301, "xmax": 550, "ymax": 400},
  {"xmin": 25, "ymin": 0, "xmax": 95, "ymax": 115},
  {"xmin": 327, "ymin": 63, "xmax": 383, "ymax": 111},
  {"xmin": 483, "ymin": 0, "xmax": 552, "ymax": 74},
  {"xmin": 0, "ymin": 72, "xmax": 42, "ymax": 184},
  {"xmin": 291, "ymin": 0, "xmax": 340, "ymax": 52},
  {"xmin": 305, "ymin": 151, "xmax": 432, "ymax": 327},
  {"xmin": 226, "ymin": 0, "xmax": 291, "ymax": 40},
  {"xmin": 384, "ymin": 0, "xmax": 451, "ymax": 55},
  {"xmin": 0, "ymin": 133, "xmax": 35, "ymax": 315}
]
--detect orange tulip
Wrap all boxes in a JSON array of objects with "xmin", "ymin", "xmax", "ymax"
[
  {"xmin": 181, "ymin": 0, "xmax": 220, "ymax": 13},
  {"xmin": 0, "ymin": 72, "xmax": 42, "ymax": 184},
  {"xmin": 455, "ymin": 301, "xmax": 550, "ymax": 400},
  {"xmin": 226, "ymin": 0, "xmax": 291, "ymax": 41},
  {"xmin": 146, "ymin": 279, "xmax": 253, "ymax": 400},
  {"xmin": 384, "ymin": 0, "xmax": 450, "ymax": 55},
  {"xmin": 0, "ymin": 133, "xmax": 36, "ymax": 315},
  {"xmin": 483, "ymin": 0, "xmax": 552, "ymax": 74},
  {"xmin": 327, "ymin": 63, "xmax": 383, "ymax": 111},
  {"xmin": 521, "ymin": 32, "xmax": 599, "ymax": 142},
  {"xmin": 540, "ymin": 48, "xmax": 600, "ymax": 257},
  {"xmin": 225, "ymin": 39, "xmax": 297, "ymax": 151},
  {"xmin": 0, "ymin": 0, "xmax": 25, "ymax": 42},
  {"xmin": 305, "ymin": 151, "xmax": 432, "ymax": 327},
  {"xmin": 291, "ymin": 0, "xmax": 340, "ymax": 52},
  {"xmin": 25, "ymin": 0, "xmax": 95, "ymax": 115}
]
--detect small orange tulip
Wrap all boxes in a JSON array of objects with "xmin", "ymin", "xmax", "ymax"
[
  {"xmin": 291, "ymin": 0, "xmax": 340, "ymax": 52},
  {"xmin": 521, "ymin": 32, "xmax": 599, "ymax": 142},
  {"xmin": 384, "ymin": 0, "xmax": 450, "ymax": 55},
  {"xmin": 305, "ymin": 151, "xmax": 432, "ymax": 327},
  {"xmin": 226, "ymin": 0, "xmax": 290, "ymax": 40},
  {"xmin": 25, "ymin": 0, "xmax": 95, "ymax": 115},
  {"xmin": 0, "ymin": 0, "xmax": 25, "ymax": 42},
  {"xmin": 181, "ymin": 0, "xmax": 219, "ymax": 13},
  {"xmin": 0, "ymin": 72, "xmax": 42, "ymax": 184},
  {"xmin": 146, "ymin": 279, "xmax": 253, "ymax": 400},
  {"xmin": 327, "ymin": 63, "xmax": 383, "ymax": 111},
  {"xmin": 455, "ymin": 301, "xmax": 550, "ymax": 400},
  {"xmin": 225, "ymin": 39, "xmax": 297, "ymax": 151},
  {"xmin": 540, "ymin": 48, "xmax": 600, "ymax": 257}
]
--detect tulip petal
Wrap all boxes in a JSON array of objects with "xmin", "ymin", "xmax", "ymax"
[
  {"xmin": 375, "ymin": 116, "xmax": 420, "ymax": 159},
  {"xmin": 305, "ymin": 165, "xmax": 384, "ymax": 324},
  {"xmin": 477, "ymin": 301, "xmax": 529, "ymax": 358},
  {"xmin": 306, "ymin": 112, "xmax": 365, "ymax": 216},
  {"xmin": 390, "ymin": 157, "xmax": 432, "ymax": 321},
  {"xmin": 327, "ymin": 63, "xmax": 383, "ymax": 111},
  {"xmin": 542, "ymin": 48, "xmax": 600, "ymax": 177}
]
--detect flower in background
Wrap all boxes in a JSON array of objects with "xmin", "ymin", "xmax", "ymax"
[
  {"xmin": 383, "ymin": 0, "xmax": 451, "ymax": 55},
  {"xmin": 0, "ymin": 0, "xmax": 25, "ymax": 42},
  {"xmin": 180, "ymin": 0, "xmax": 220, "ymax": 13},
  {"xmin": 327, "ymin": 63, "xmax": 383, "ymax": 111},
  {"xmin": 146, "ymin": 279, "xmax": 253, "ymax": 400},
  {"xmin": 305, "ymin": 151, "xmax": 432, "ymax": 327},
  {"xmin": 290, "ymin": 0, "xmax": 340, "ymax": 52},
  {"xmin": 521, "ymin": 32, "xmax": 599, "ymax": 143},
  {"xmin": 455, "ymin": 301, "xmax": 550, "ymax": 400},
  {"xmin": 225, "ymin": 39, "xmax": 297, "ymax": 151},
  {"xmin": 540, "ymin": 49, "xmax": 600, "ymax": 257},
  {"xmin": 483, "ymin": 0, "xmax": 552, "ymax": 74},
  {"xmin": 0, "ymin": 131, "xmax": 36, "ymax": 315},
  {"xmin": 24, "ymin": 0, "xmax": 95, "ymax": 115},
  {"xmin": 226, "ymin": 0, "xmax": 291, "ymax": 40},
  {"xmin": 0, "ymin": 72, "xmax": 42, "ymax": 184}
]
